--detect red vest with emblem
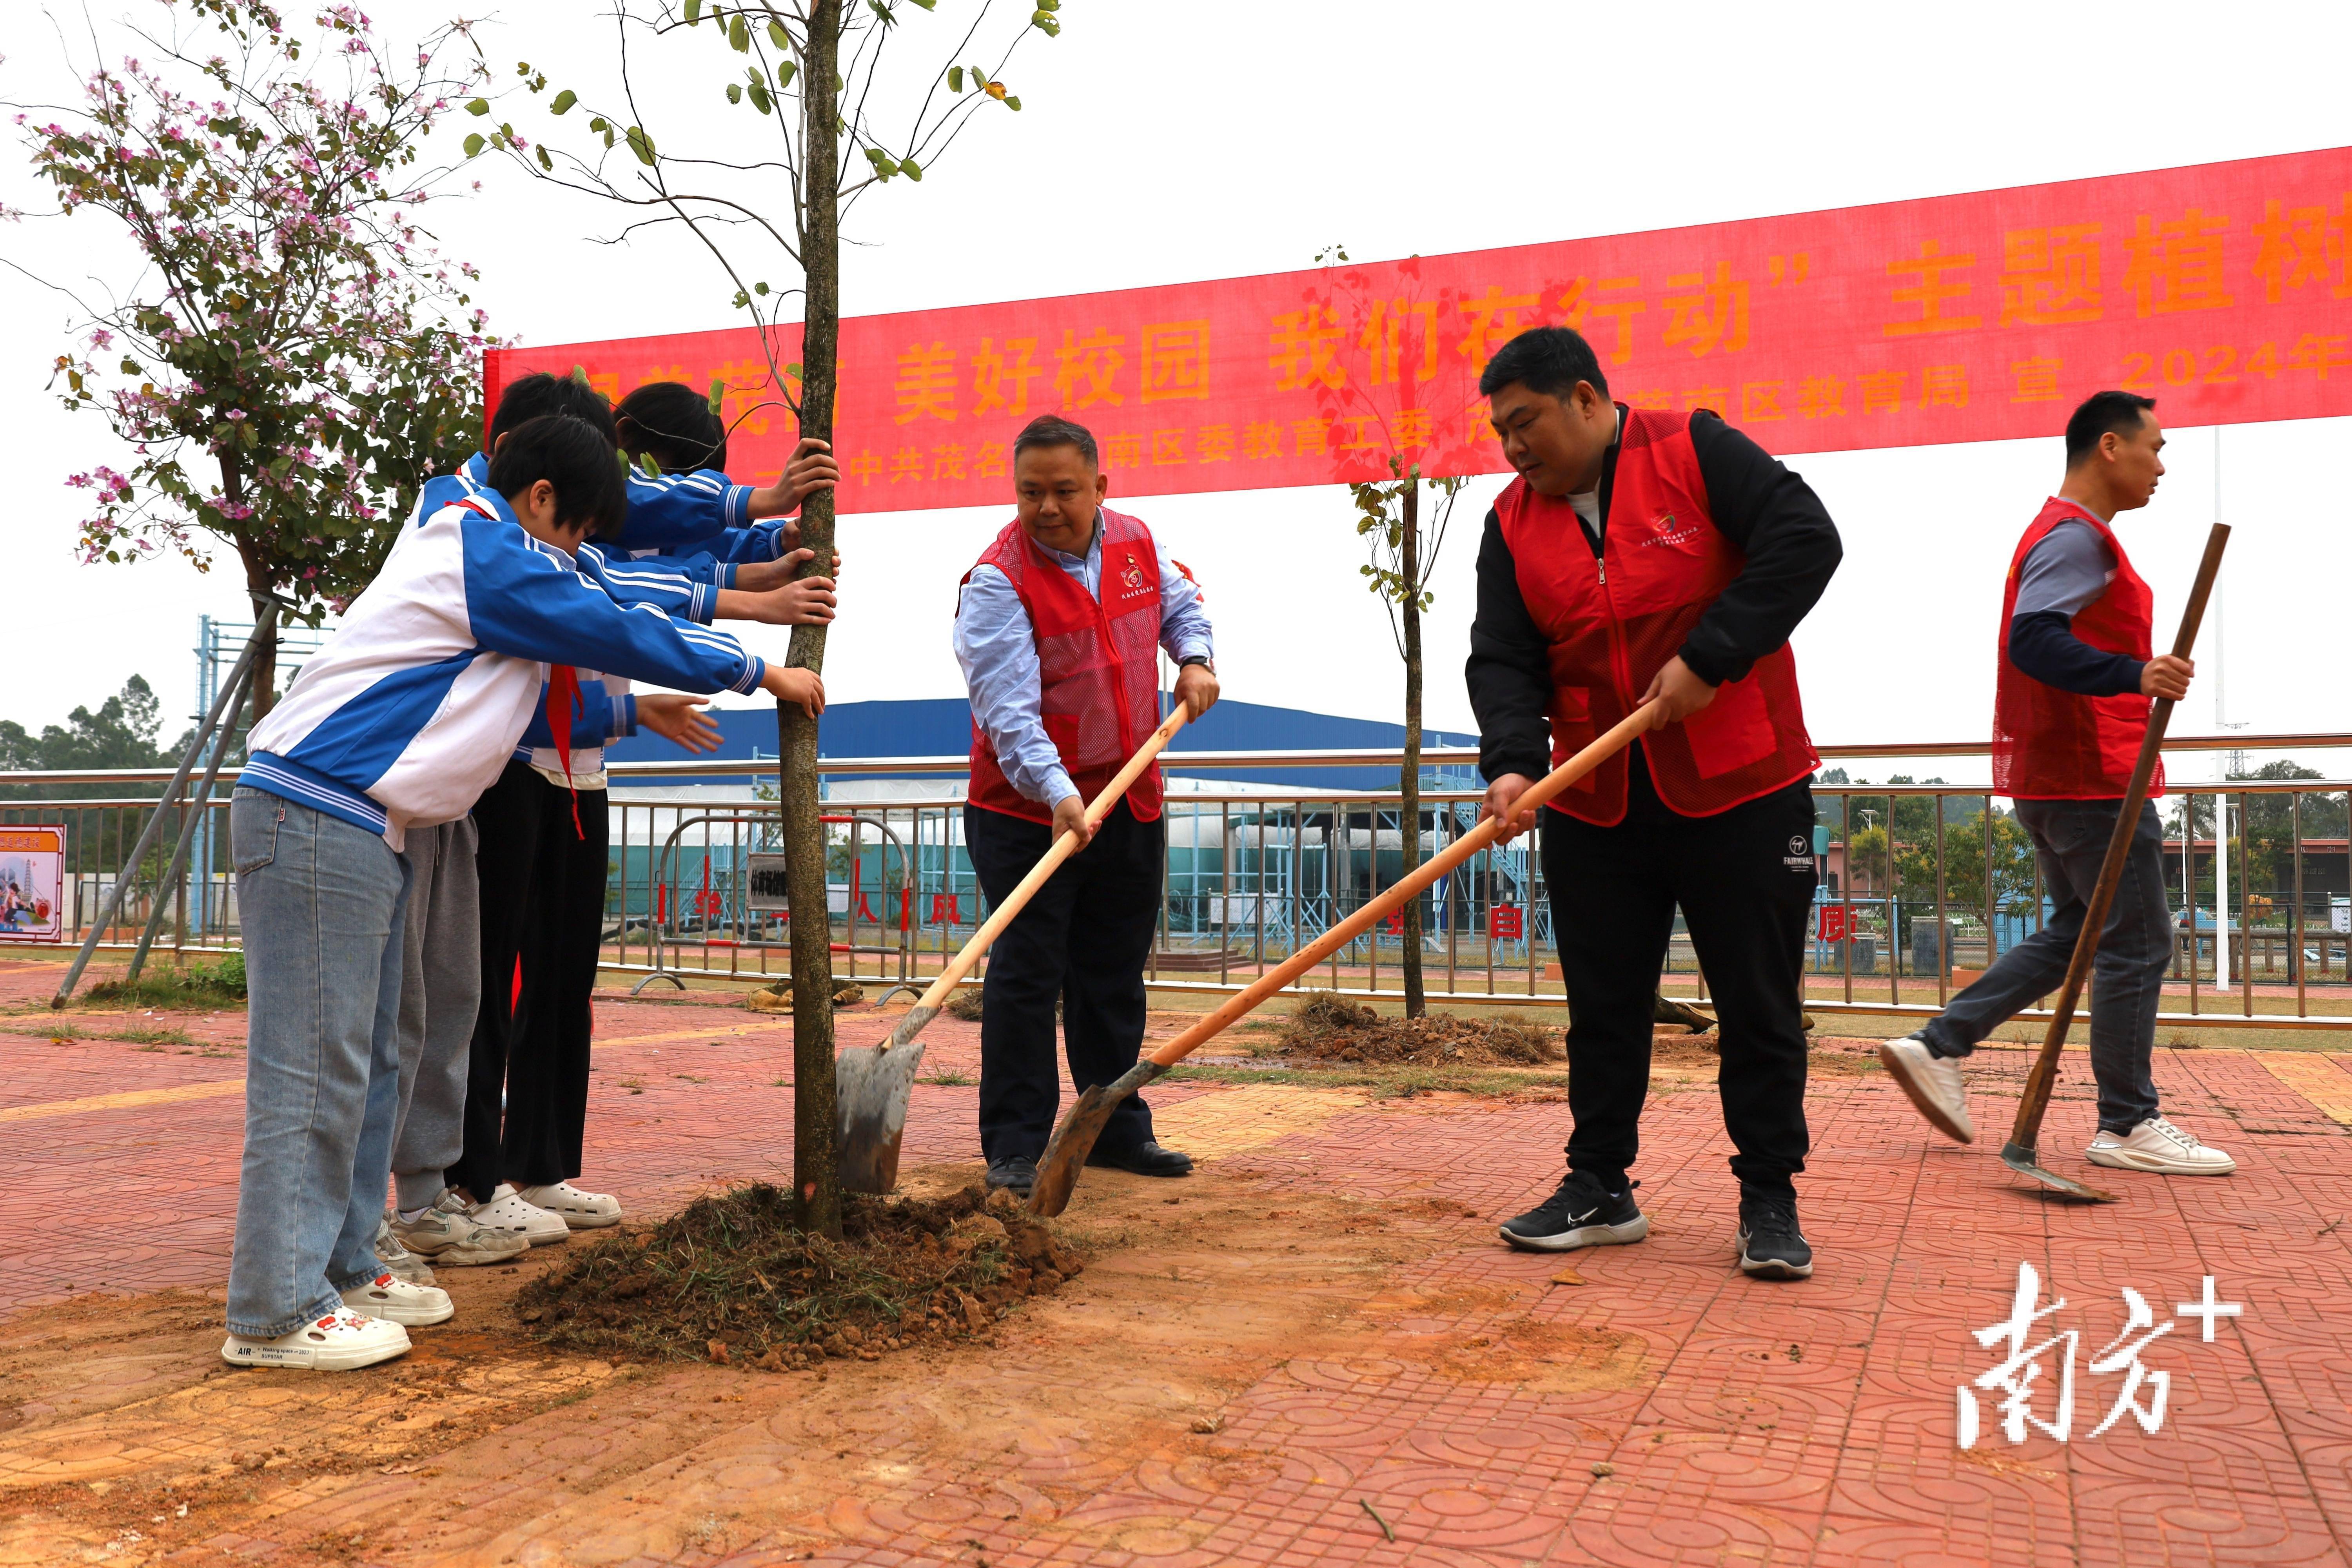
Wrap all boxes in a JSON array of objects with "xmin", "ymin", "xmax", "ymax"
[
  {"xmin": 964, "ymin": 508, "xmax": 1167, "ymax": 825},
  {"xmin": 1991, "ymin": 498, "xmax": 2163, "ymax": 800},
  {"xmin": 1494, "ymin": 408, "xmax": 1819, "ymax": 825}
]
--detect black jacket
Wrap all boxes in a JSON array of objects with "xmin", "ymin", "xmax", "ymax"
[{"xmin": 1467, "ymin": 407, "xmax": 1843, "ymax": 784}]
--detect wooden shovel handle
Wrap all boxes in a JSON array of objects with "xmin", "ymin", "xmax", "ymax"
[
  {"xmin": 1142, "ymin": 701, "xmax": 1662, "ymax": 1071},
  {"xmin": 2006, "ymin": 523, "xmax": 2230, "ymax": 1151},
  {"xmin": 909, "ymin": 703, "xmax": 1191, "ymax": 1014}
]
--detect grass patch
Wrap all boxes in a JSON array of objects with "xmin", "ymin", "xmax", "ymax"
[
  {"xmin": 514, "ymin": 1181, "xmax": 1093, "ymax": 1371},
  {"xmin": 921, "ymin": 1069, "xmax": 975, "ymax": 1086},
  {"xmin": 81, "ymin": 954, "xmax": 246, "ymax": 1008}
]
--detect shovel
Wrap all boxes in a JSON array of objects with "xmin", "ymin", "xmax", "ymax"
[
  {"xmin": 1029, "ymin": 699, "xmax": 1662, "ymax": 1218},
  {"xmin": 835, "ymin": 702, "xmax": 1193, "ymax": 1193},
  {"xmin": 1999, "ymin": 522, "xmax": 2229, "ymax": 1202}
]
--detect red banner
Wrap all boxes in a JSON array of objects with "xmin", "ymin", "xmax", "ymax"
[{"xmin": 488, "ymin": 147, "xmax": 2352, "ymax": 512}]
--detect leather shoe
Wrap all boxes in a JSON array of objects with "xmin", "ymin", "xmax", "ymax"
[
  {"xmin": 1085, "ymin": 1140, "xmax": 1193, "ymax": 1178},
  {"xmin": 984, "ymin": 1156, "xmax": 1037, "ymax": 1198}
]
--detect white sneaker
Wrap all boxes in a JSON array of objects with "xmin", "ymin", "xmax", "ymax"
[
  {"xmin": 516, "ymin": 1181, "xmax": 624, "ymax": 1229},
  {"xmin": 1879, "ymin": 1032, "xmax": 1974, "ymax": 1143},
  {"xmin": 392, "ymin": 1191, "xmax": 530, "ymax": 1265},
  {"xmin": 340, "ymin": 1270, "xmax": 455, "ymax": 1326},
  {"xmin": 373, "ymin": 1217, "xmax": 437, "ymax": 1286},
  {"xmin": 2085, "ymin": 1116, "xmax": 2237, "ymax": 1176},
  {"xmin": 222, "ymin": 1310, "xmax": 410, "ymax": 1372},
  {"xmin": 469, "ymin": 1183, "xmax": 572, "ymax": 1246}
]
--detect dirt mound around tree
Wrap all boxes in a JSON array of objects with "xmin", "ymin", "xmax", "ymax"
[
  {"xmin": 513, "ymin": 1181, "xmax": 1087, "ymax": 1370},
  {"xmin": 1276, "ymin": 991, "xmax": 1566, "ymax": 1067}
]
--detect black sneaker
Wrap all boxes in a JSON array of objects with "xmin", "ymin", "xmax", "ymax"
[
  {"xmin": 1736, "ymin": 1189, "xmax": 1813, "ymax": 1280},
  {"xmin": 1085, "ymin": 1140, "xmax": 1194, "ymax": 1178},
  {"xmin": 984, "ymin": 1156, "xmax": 1037, "ymax": 1198},
  {"xmin": 1497, "ymin": 1171, "xmax": 1647, "ymax": 1253}
]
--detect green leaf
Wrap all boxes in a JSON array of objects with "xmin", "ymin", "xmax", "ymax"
[
  {"xmin": 728, "ymin": 12, "xmax": 749, "ymax": 50},
  {"xmin": 753, "ymin": 281, "xmax": 770, "ymax": 295},
  {"xmin": 626, "ymin": 125, "xmax": 657, "ymax": 166},
  {"xmin": 463, "ymin": 131, "xmax": 485, "ymax": 157},
  {"xmin": 589, "ymin": 115, "xmax": 608, "ymax": 132},
  {"xmin": 947, "ymin": 65, "xmax": 962, "ymax": 91},
  {"xmin": 1005, "ymin": 94, "xmax": 1022, "ymax": 109},
  {"xmin": 909, "ymin": 0, "xmax": 935, "ymax": 8},
  {"xmin": 726, "ymin": 82, "xmax": 743, "ymax": 103},
  {"xmin": 684, "ymin": 0, "xmax": 702, "ymax": 19},
  {"xmin": 1029, "ymin": 11, "xmax": 1059, "ymax": 35},
  {"xmin": 708, "ymin": 378, "xmax": 728, "ymax": 415},
  {"xmin": 767, "ymin": 18, "xmax": 789, "ymax": 48},
  {"xmin": 551, "ymin": 89, "xmax": 577, "ymax": 115},
  {"xmin": 572, "ymin": 365, "xmax": 593, "ymax": 387},
  {"xmin": 640, "ymin": 451, "xmax": 662, "ymax": 476},
  {"xmin": 784, "ymin": 362, "xmax": 802, "ymax": 378},
  {"xmin": 900, "ymin": 157, "xmax": 922, "ymax": 181},
  {"xmin": 748, "ymin": 81, "xmax": 771, "ymax": 113},
  {"xmin": 775, "ymin": 60, "xmax": 797, "ymax": 87},
  {"xmin": 535, "ymin": 144, "xmax": 554, "ymax": 171},
  {"xmin": 466, "ymin": 98, "xmax": 490, "ymax": 116}
]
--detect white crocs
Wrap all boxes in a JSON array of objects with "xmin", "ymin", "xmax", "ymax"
[
  {"xmin": 516, "ymin": 1181, "xmax": 624, "ymax": 1229},
  {"xmin": 469, "ymin": 1183, "xmax": 572, "ymax": 1246},
  {"xmin": 222, "ymin": 1310, "xmax": 410, "ymax": 1372},
  {"xmin": 340, "ymin": 1271, "xmax": 455, "ymax": 1326}
]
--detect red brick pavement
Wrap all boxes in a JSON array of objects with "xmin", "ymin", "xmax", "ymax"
[{"xmin": 5, "ymin": 956, "xmax": 2352, "ymax": 1566}]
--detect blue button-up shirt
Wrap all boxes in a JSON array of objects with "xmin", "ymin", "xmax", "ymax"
[{"xmin": 952, "ymin": 513, "xmax": 1214, "ymax": 809}]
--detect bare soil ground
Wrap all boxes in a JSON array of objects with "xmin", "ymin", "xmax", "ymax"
[{"xmin": 0, "ymin": 1157, "xmax": 1505, "ymax": 1566}]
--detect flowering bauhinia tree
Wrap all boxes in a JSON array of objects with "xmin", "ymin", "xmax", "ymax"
[{"xmin": 11, "ymin": 0, "xmax": 497, "ymax": 719}]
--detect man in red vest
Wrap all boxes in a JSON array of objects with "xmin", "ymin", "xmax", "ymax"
[
  {"xmin": 1469, "ymin": 327, "xmax": 1841, "ymax": 1279},
  {"xmin": 1881, "ymin": 392, "xmax": 2232, "ymax": 1175},
  {"xmin": 953, "ymin": 414, "xmax": 1220, "ymax": 1199}
]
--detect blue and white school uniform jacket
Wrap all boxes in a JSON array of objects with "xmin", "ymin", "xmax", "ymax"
[
  {"xmin": 614, "ymin": 462, "xmax": 799, "ymax": 581},
  {"xmin": 244, "ymin": 485, "xmax": 765, "ymax": 850},
  {"xmin": 444, "ymin": 455, "xmax": 739, "ymax": 786}
]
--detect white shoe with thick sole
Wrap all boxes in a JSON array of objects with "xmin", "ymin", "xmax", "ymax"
[
  {"xmin": 516, "ymin": 1181, "xmax": 624, "ymax": 1229},
  {"xmin": 341, "ymin": 1271, "xmax": 455, "ymax": 1326},
  {"xmin": 1879, "ymin": 1033, "xmax": 1975, "ymax": 1143},
  {"xmin": 470, "ymin": 1183, "xmax": 572, "ymax": 1246},
  {"xmin": 2085, "ymin": 1116, "xmax": 2237, "ymax": 1175},
  {"xmin": 222, "ymin": 1310, "xmax": 410, "ymax": 1371}
]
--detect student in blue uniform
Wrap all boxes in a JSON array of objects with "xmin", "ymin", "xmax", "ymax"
[{"xmin": 227, "ymin": 414, "xmax": 822, "ymax": 1372}]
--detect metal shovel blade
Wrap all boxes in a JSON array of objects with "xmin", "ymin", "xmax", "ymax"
[
  {"xmin": 835, "ymin": 1009, "xmax": 933, "ymax": 1194},
  {"xmin": 1028, "ymin": 1060, "xmax": 1162, "ymax": 1218},
  {"xmin": 1999, "ymin": 1140, "xmax": 2116, "ymax": 1203}
]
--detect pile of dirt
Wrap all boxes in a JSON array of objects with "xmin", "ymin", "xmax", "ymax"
[
  {"xmin": 745, "ymin": 979, "xmax": 866, "ymax": 1013},
  {"xmin": 1277, "ymin": 991, "xmax": 1565, "ymax": 1067},
  {"xmin": 942, "ymin": 983, "xmax": 985, "ymax": 1021},
  {"xmin": 514, "ymin": 1181, "xmax": 1085, "ymax": 1370}
]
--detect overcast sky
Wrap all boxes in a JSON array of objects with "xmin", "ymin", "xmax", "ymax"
[{"xmin": 4, "ymin": 0, "xmax": 2347, "ymax": 780}]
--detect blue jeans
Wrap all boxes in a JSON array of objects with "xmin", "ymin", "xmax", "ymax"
[
  {"xmin": 225, "ymin": 791, "xmax": 412, "ymax": 1338},
  {"xmin": 1921, "ymin": 797, "xmax": 2167, "ymax": 1134}
]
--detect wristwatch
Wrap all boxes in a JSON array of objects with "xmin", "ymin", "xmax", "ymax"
[{"xmin": 1178, "ymin": 655, "xmax": 1215, "ymax": 673}]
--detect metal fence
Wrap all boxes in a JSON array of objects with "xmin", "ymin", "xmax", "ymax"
[{"xmin": 5, "ymin": 730, "xmax": 2350, "ymax": 1033}]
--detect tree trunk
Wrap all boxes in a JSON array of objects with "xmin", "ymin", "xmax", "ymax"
[
  {"xmin": 1399, "ymin": 479, "xmax": 1425, "ymax": 1019},
  {"xmin": 780, "ymin": 0, "xmax": 843, "ymax": 1240}
]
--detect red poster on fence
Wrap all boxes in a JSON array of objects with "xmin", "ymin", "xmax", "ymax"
[
  {"xmin": 489, "ymin": 149, "xmax": 2352, "ymax": 512},
  {"xmin": 1818, "ymin": 906, "xmax": 1855, "ymax": 944}
]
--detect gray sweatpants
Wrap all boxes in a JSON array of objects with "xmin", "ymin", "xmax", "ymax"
[{"xmin": 392, "ymin": 817, "xmax": 482, "ymax": 1212}]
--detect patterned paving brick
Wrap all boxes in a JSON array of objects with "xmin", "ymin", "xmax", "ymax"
[{"xmin": 4, "ymin": 952, "xmax": 2352, "ymax": 1564}]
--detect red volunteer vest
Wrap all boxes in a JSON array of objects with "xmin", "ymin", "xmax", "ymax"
[
  {"xmin": 963, "ymin": 509, "xmax": 1167, "ymax": 825},
  {"xmin": 1493, "ymin": 408, "xmax": 1818, "ymax": 825},
  {"xmin": 1991, "ymin": 497, "xmax": 2164, "ymax": 800}
]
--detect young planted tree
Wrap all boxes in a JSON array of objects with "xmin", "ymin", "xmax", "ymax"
[
  {"xmin": 13, "ymin": 0, "xmax": 496, "ymax": 722},
  {"xmin": 1350, "ymin": 464, "xmax": 1466, "ymax": 1018},
  {"xmin": 489, "ymin": 0, "xmax": 1068, "ymax": 1236}
]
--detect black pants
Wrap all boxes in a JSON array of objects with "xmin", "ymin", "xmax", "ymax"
[
  {"xmin": 1540, "ymin": 759, "xmax": 1818, "ymax": 1197},
  {"xmin": 964, "ymin": 799, "xmax": 1164, "ymax": 1164},
  {"xmin": 447, "ymin": 761, "xmax": 606, "ymax": 1199}
]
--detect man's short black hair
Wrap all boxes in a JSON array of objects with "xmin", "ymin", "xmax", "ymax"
[
  {"xmin": 617, "ymin": 380, "xmax": 728, "ymax": 474},
  {"xmin": 485, "ymin": 414, "xmax": 629, "ymax": 540},
  {"xmin": 491, "ymin": 371, "xmax": 620, "ymax": 447},
  {"xmin": 1013, "ymin": 413, "xmax": 1098, "ymax": 468},
  {"xmin": 2064, "ymin": 390, "xmax": 2156, "ymax": 466},
  {"xmin": 1477, "ymin": 326, "xmax": 1610, "ymax": 401}
]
